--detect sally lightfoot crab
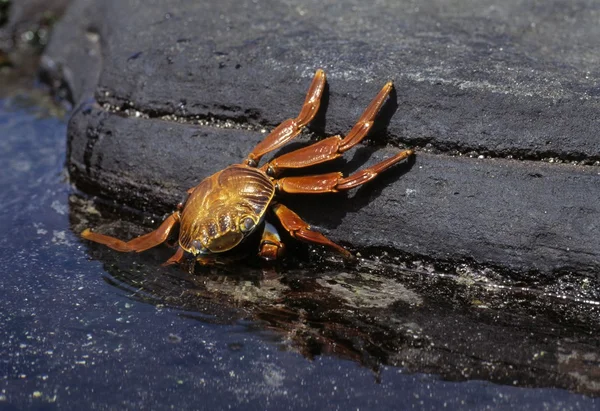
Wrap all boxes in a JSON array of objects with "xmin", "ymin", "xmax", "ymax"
[{"xmin": 81, "ymin": 69, "xmax": 414, "ymax": 265}]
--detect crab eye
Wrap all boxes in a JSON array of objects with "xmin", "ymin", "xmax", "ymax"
[{"xmin": 239, "ymin": 217, "xmax": 255, "ymax": 233}]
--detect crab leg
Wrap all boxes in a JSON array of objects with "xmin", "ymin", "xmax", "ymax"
[
  {"xmin": 272, "ymin": 203, "xmax": 351, "ymax": 257},
  {"xmin": 245, "ymin": 69, "xmax": 326, "ymax": 166},
  {"xmin": 81, "ymin": 212, "xmax": 180, "ymax": 252},
  {"xmin": 162, "ymin": 246, "xmax": 186, "ymax": 266},
  {"xmin": 258, "ymin": 221, "xmax": 286, "ymax": 261},
  {"xmin": 263, "ymin": 81, "xmax": 394, "ymax": 176},
  {"xmin": 275, "ymin": 149, "xmax": 413, "ymax": 194}
]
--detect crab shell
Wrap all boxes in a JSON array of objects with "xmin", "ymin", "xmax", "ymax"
[{"xmin": 178, "ymin": 165, "xmax": 275, "ymax": 255}]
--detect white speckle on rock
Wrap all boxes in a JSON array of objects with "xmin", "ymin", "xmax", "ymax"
[
  {"xmin": 51, "ymin": 200, "xmax": 68, "ymax": 215},
  {"xmin": 263, "ymin": 364, "xmax": 285, "ymax": 388},
  {"xmin": 51, "ymin": 230, "xmax": 71, "ymax": 246}
]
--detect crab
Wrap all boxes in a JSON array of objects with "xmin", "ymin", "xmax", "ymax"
[{"xmin": 81, "ymin": 69, "xmax": 414, "ymax": 265}]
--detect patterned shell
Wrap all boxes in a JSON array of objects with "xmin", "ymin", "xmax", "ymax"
[{"xmin": 178, "ymin": 165, "xmax": 275, "ymax": 253}]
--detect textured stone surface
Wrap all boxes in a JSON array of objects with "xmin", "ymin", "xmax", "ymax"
[
  {"xmin": 67, "ymin": 107, "xmax": 600, "ymax": 279},
  {"xmin": 48, "ymin": 0, "xmax": 600, "ymax": 161},
  {"xmin": 42, "ymin": 0, "xmax": 600, "ymax": 278}
]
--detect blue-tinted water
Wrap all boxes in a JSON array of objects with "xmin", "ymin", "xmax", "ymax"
[{"xmin": 1, "ymin": 88, "xmax": 599, "ymax": 410}]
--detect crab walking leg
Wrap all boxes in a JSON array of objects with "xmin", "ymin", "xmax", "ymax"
[
  {"xmin": 162, "ymin": 246, "xmax": 186, "ymax": 266},
  {"xmin": 258, "ymin": 221, "xmax": 286, "ymax": 261},
  {"xmin": 272, "ymin": 203, "xmax": 351, "ymax": 257},
  {"xmin": 245, "ymin": 69, "xmax": 326, "ymax": 166},
  {"xmin": 275, "ymin": 149, "xmax": 413, "ymax": 194},
  {"xmin": 81, "ymin": 212, "xmax": 180, "ymax": 252},
  {"xmin": 263, "ymin": 82, "xmax": 394, "ymax": 176}
]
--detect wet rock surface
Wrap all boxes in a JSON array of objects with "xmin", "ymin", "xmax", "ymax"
[
  {"xmin": 69, "ymin": 195, "xmax": 600, "ymax": 398},
  {"xmin": 1, "ymin": 80, "xmax": 599, "ymax": 409},
  {"xmin": 41, "ymin": 0, "xmax": 600, "ymax": 280},
  {"xmin": 2, "ymin": 6, "xmax": 600, "ymax": 407}
]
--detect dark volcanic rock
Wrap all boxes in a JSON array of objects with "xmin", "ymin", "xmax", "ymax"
[
  {"xmin": 45, "ymin": 0, "xmax": 600, "ymax": 161},
  {"xmin": 42, "ymin": 0, "xmax": 600, "ymax": 279},
  {"xmin": 68, "ymin": 106, "xmax": 600, "ymax": 279}
]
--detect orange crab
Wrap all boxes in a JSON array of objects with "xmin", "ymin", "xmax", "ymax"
[{"xmin": 81, "ymin": 69, "xmax": 414, "ymax": 265}]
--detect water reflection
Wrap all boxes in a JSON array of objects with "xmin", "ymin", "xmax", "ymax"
[{"xmin": 69, "ymin": 193, "xmax": 600, "ymax": 396}]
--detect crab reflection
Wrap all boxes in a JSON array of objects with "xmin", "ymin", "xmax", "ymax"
[{"xmin": 71, "ymin": 194, "xmax": 600, "ymax": 396}]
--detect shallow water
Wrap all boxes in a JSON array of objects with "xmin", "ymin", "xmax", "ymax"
[{"xmin": 1, "ymin": 85, "xmax": 600, "ymax": 410}]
